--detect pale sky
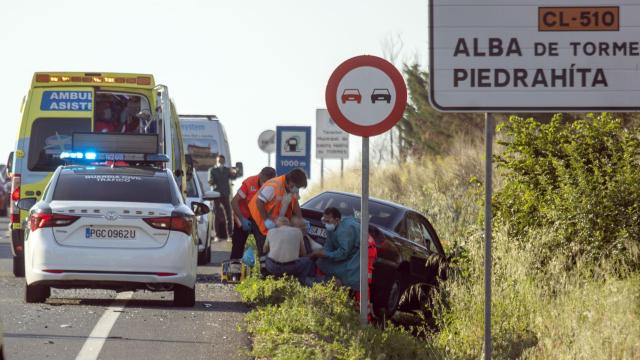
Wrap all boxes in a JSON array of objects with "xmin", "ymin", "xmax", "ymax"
[{"xmin": 0, "ymin": 0, "xmax": 428, "ymax": 190}]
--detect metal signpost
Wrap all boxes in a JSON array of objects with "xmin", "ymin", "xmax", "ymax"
[
  {"xmin": 275, "ymin": 126, "xmax": 311, "ymax": 178},
  {"xmin": 316, "ymin": 109, "xmax": 349, "ymax": 188},
  {"xmin": 326, "ymin": 55, "xmax": 407, "ymax": 325},
  {"xmin": 429, "ymin": 1, "xmax": 640, "ymax": 358},
  {"xmin": 257, "ymin": 129, "xmax": 276, "ymax": 166}
]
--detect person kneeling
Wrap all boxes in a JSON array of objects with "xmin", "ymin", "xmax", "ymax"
[
  {"xmin": 263, "ymin": 217, "xmax": 314, "ymax": 282},
  {"xmin": 310, "ymin": 207, "xmax": 360, "ymax": 290}
]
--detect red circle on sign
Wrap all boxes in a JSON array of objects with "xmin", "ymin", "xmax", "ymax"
[{"xmin": 325, "ymin": 55, "xmax": 407, "ymax": 137}]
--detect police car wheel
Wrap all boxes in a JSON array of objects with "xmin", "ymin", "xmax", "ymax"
[
  {"xmin": 25, "ymin": 283, "xmax": 50, "ymax": 303},
  {"xmin": 173, "ymin": 285, "xmax": 195, "ymax": 307},
  {"xmin": 12, "ymin": 254, "xmax": 24, "ymax": 278}
]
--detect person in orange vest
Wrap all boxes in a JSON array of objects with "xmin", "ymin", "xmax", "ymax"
[
  {"xmin": 229, "ymin": 167, "xmax": 276, "ymax": 261},
  {"xmin": 248, "ymin": 168, "xmax": 308, "ymax": 257}
]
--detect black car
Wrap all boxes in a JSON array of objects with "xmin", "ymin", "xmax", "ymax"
[
  {"xmin": 301, "ymin": 191, "xmax": 446, "ymax": 319},
  {"xmin": 371, "ymin": 88, "xmax": 391, "ymax": 104}
]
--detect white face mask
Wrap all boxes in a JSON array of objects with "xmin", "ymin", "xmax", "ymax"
[{"xmin": 102, "ymin": 109, "xmax": 112, "ymax": 120}]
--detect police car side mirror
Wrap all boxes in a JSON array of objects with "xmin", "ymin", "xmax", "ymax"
[
  {"xmin": 191, "ymin": 201, "xmax": 210, "ymax": 216},
  {"xmin": 17, "ymin": 198, "xmax": 37, "ymax": 211},
  {"xmin": 202, "ymin": 191, "xmax": 220, "ymax": 201},
  {"xmin": 234, "ymin": 162, "xmax": 243, "ymax": 178},
  {"xmin": 174, "ymin": 169, "xmax": 184, "ymax": 178}
]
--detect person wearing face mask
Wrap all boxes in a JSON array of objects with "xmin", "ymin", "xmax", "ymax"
[
  {"xmin": 310, "ymin": 207, "xmax": 361, "ymax": 290},
  {"xmin": 209, "ymin": 154, "xmax": 239, "ymax": 240},
  {"xmin": 248, "ymin": 168, "xmax": 307, "ymax": 257}
]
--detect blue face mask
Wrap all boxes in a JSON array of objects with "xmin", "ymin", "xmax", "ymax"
[{"xmin": 324, "ymin": 223, "xmax": 336, "ymax": 232}]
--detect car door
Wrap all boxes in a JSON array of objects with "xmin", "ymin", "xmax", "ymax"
[{"xmin": 403, "ymin": 212, "xmax": 432, "ymax": 283}]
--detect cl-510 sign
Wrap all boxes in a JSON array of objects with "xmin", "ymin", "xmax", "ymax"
[{"xmin": 539, "ymin": 6, "xmax": 619, "ymax": 31}]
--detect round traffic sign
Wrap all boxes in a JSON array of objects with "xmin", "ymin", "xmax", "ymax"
[
  {"xmin": 257, "ymin": 129, "xmax": 276, "ymax": 153},
  {"xmin": 325, "ymin": 55, "xmax": 407, "ymax": 137}
]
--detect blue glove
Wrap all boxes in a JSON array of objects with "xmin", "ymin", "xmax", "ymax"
[
  {"xmin": 240, "ymin": 217, "xmax": 251, "ymax": 231},
  {"xmin": 303, "ymin": 219, "xmax": 311, "ymax": 233},
  {"xmin": 264, "ymin": 219, "xmax": 276, "ymax": 230}
]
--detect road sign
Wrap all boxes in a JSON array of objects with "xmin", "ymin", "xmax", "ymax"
[
  {"xmin": 258, "ymin": 130, "xmax": 276, "ymax": 153},
  {"xmin": 325, "ymin": 55, "xmax": 407, "ymax": 326},
  {"xmin": 429, "ymin": 0, "xmax": 640, "ymax": 111},
  {"xmin": 325, "ymin": 55, "xmax": 407, "ymax": 137},
  {"xmin": 316, "ymin": 109, "xmax": 349, "ymax": 159},
  {"xmin": 275, "ymin": 126, "xmax": 311, "ymax": 178}
]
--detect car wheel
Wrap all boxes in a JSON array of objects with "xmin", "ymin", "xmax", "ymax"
[
  {"xmin": 13, "ymin": 254, "xmax": 24, "ymax": 277},
  {"xmin": 173, "ymin": 285, "xmax": 196, "ymax": 307},
  {"xmin": 373, "ymin": 274, "xmax": 400, "ymax": 321},
  {"xmin": 25, "ymin": 283, "xmax": 50, "ymax": 303}
]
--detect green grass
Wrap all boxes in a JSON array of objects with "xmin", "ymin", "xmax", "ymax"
[{"xmin": 237, "ymin": 276, "xmax": 442, "ymax": 359}]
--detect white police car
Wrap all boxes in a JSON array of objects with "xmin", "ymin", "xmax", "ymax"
[{"xmin": 21, "ymin": 160, "xmax": 208, "ymax": 307}]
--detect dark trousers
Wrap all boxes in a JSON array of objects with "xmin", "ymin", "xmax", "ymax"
[
  {"xmin": 230, "ymin": 223, "xmax": 250, "ymax": 260},
  {"xmin": 249, "ymin": 220, "xmax": 267, "ymax": 257},
  {"xmin": 215, "ymin": 196, "xmax": 233, "ymax": 237}
]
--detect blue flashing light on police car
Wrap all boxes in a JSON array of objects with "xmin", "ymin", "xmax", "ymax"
[{"xmin": 85, "ymin": 152, "xmax": 97, "ymax": 160}]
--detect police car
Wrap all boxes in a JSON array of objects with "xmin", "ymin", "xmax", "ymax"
[
  {"xmin": 20, "ymin": 138, "xmax": 208, "ymax": 307},
  {"xmin": 185, "ymin": 171, "xmax": 219, "ymax": 264}
]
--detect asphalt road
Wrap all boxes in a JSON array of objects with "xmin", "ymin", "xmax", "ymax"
[{"xmin": 0, "ymin": 218, "xmax": 250, "ymax": 360}]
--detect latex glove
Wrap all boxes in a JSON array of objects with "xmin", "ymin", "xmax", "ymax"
[
  {"xmin": 241, "ymin": 217, "xmax": 251, "ymax": 231},
  {"xmin": 264, "ymin": 219, "xmax": 276, "ymax": 230},
  {"xmin": 303, "ymin": 219, "xmax": 311, "ymax": 233}
]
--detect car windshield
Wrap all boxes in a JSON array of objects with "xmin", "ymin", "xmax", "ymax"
[
  {"xmin": 28, "ymin": 118, "xmax": 92, "ymax": 172},
  {"xmin": 53, "ymin": 170, "xmax": 173, "ymax": 203},
  {"xmin": 302, "ymin": 193, "xmax": 397, "ymax": 228},
  {"xmin": 344, "ymin": 89, "xmax": 359, "ymax": 95}
]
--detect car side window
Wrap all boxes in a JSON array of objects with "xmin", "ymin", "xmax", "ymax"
[
  {"xmin": 406, "ymin": 214, "xmax": 426, "ymax": 247},
  {"xmin": 417, "ymin": 217, "xmax": 438, "ymax": 253}
]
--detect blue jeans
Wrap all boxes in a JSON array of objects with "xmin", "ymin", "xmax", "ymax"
[{"xmin": 265, "ymin": 257, "xmax": 315, "ymax": 282}]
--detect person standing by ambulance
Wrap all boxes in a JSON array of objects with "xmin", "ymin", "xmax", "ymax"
[
  {"xmin": 208, "ymin": 154, "xmax": 238, "ymax": 239},
  {"xmin": 248, "ymin": 168, "xmax": 308, "ymax": 257},
  {"xmin": 229, "ymin": 167, "xmax": 276, "ymax": 260}
]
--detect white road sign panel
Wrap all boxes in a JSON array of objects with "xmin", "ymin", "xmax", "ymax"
[
  {"xmin": 316, "ymin": 109, "xmax": 349, "ymax": 159},
  {"xmin": 429, "ymin": 0, "xmax": 640, "ymax": 111}
]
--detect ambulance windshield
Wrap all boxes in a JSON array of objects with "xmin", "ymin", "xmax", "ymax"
[
  {"xmin": 94, "ymin": 92, "xmax": 152, "ymax": 134},
  {"xmin": 28, "ymin": 118, "xmax": 91, "ymax": 171}
]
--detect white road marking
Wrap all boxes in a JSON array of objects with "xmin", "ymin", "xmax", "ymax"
[{"xmin": 75, "ymin": 291, "xmax": 133, "ymax": 360}]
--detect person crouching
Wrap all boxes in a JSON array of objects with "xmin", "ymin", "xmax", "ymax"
[{"xmin": 263, "ymin": 217, "xmax": 314, "ymax": 283}]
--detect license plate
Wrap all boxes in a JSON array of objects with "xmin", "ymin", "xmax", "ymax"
[
  {"xmin": 85, "ymin": 227, "xmax": 136, "ymax": 240},
  {"xmin": 309, "ymin": 226, "xmax": 327, "ymax": 238}
]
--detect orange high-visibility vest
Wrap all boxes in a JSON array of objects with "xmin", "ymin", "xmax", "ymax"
[{"xmin": 248, "ymin": 175, "xmax": 298, "ymax": 235}]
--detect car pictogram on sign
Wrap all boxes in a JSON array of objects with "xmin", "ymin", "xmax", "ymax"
[
  {"xmin": 341, "ymin": 89, "xmax": 362, "ymax": 104},
  {"xmin": 371, "ymin": 89, "xmax": 391, "ymax": 104}
]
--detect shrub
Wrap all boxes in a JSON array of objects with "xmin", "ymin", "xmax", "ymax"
[{"xmin": 494, "ymin": 113, "xmax": 640, "ymax": 269}]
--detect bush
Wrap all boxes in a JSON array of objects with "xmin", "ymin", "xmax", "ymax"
[
  {"xmin": 237, "ymin": 277, "xmax": 442, "ymax": 359},
  {"xmin": 495, "ymin": 113, "xmax": 640, "ymax": 269}
]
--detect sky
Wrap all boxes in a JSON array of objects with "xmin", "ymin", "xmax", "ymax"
[{"xmin": 0, "ymin": 0, "xmax": 428, "ymax": 193}]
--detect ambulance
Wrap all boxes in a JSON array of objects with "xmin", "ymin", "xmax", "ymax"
[{"xmin": 8, "ymin": 72, "xmax": 188, "ymax": 277}]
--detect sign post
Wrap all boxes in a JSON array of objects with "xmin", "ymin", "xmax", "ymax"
[
  {"xmin": 326, "ymin": 55, "xmax": 407, "ymax": 325},
  {"xmin": 257, "ymin": 130, "xmax": 276, "ymax": 167},
  {"xmin": 429, "ymin": 1, "xmax": 640, "ymax": 357},
  {"xmin": 316, "ymin": 108, "xmax": 349, "ymax": 189},
  {"xmin": 275, "ymin": 126, "xmax": 311, "ymax": 178}
]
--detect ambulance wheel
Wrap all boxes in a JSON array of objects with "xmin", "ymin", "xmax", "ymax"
[
  {"xmin": 25, "ymin": 283, "xmax": 50, "ymax": 303},
  {"xmin": 13, "ymin": 254, "xmax": 25, "ymax": 278},
  {"xmin": 173, "ymin": 285, "xmax": 195, "ymax": 307}
]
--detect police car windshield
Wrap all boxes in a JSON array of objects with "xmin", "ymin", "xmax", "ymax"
[
  {"xmin": 28, "ymin": 118, "xmax": 91, "ymax": 172},
  {"xmin": 52, "ymin": 168, "xmax": 173, "ymax": 204}
]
